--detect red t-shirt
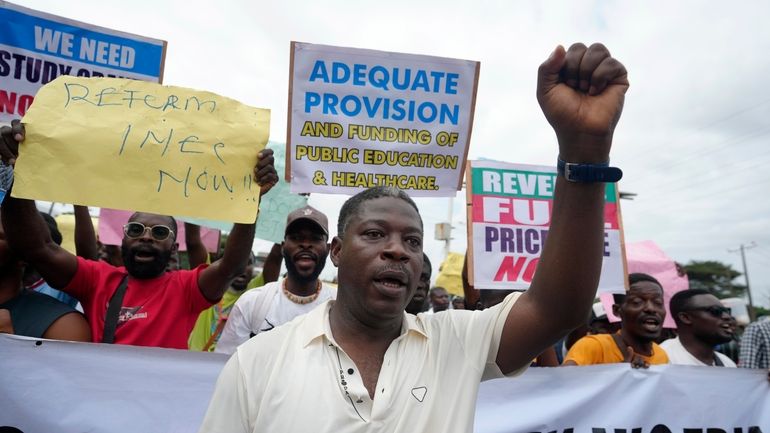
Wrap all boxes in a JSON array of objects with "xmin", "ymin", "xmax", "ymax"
[{"xmin": 64, "ymin": 257, "xmax": 214, "ymax": 349}]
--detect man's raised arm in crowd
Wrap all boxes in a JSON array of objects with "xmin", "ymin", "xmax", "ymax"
[
  {"xmin": 495, "ymin": 43, "xmax": 629, "ymax": 374},
  {"xmin": 73, "ymin": 205, "xmax": 98, "ymax": 261},
  {"xmin": 261, "ymin": 243, "xmax": 283, "ymax": 284},
  {"xmin": 184, "ymin": 222, "xmax": 210, "ymax": 269}
]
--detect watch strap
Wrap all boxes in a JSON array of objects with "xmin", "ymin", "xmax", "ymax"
[{"xmin": 557, "ymin": 158, "xmax": 622, "ymax": 183}]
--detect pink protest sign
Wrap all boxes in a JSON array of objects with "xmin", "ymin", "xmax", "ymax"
[
  {"xmin": 98, "ymin": 208, "xmax": 221, "ymax": 253},
  {"xmin": 602, "ymin": 240, "xmax": 689, "ymax": 328}
]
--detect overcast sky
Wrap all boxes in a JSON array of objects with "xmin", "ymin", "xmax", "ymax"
[{"xmin": 14, "ymin": 0, "xmax": 770, "ymax": 307}]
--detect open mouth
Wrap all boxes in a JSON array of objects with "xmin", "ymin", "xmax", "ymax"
[
  {"xmin": 640, "ymin": 316, "xmax": 661, "ymax": 332},
  {"xmin": 293, "ymin": 252, "xmax": 317, "ymax": 267},
  {"xmin": 233, "ymin": 274, "xmax": 250, "ymax": 285},
  {"xmin": 373, "ymin": 270, "xmax": 408, "ymax": 298},
  {"xmin": 132, "ymin": 248, "xmax": 158, "ymax": 263}
]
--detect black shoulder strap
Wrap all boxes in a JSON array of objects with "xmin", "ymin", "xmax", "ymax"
[
  {"xmin": 102, "ymin": 275, "xmax": 129, "ymax": 344},
  {"xmin": 610, "ymin": 332, "xmax": 628, "ymax": 358},
  {"xmin": 713, "ymin": 353, "xmax": 725, "ymax": 367}
]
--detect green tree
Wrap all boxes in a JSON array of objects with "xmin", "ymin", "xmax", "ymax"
[
  {"xmin": 754, "ymin": 306, "xmax": 770, "ymax": 319},
  {"xmin": 683, "ymin": 260, "xmax": 747, "ymax": 299}
]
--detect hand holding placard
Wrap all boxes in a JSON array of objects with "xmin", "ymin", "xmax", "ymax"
[{"xmin": 0, "ymin": 119, "xmax": 23, "ymax": 166}]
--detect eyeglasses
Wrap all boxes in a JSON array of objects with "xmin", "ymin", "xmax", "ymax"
[
  {"xmin": 687, "ymin": 306, "xmax": 731, "ymax": 318},
  {"xmin": 123, "ymin": 222, "xmax": 174, "ymax": 241}
]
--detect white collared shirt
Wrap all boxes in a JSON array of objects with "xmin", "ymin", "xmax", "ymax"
[{"xmin": 199, "ymin": 292, "xmax": 524, "ymax": 433}]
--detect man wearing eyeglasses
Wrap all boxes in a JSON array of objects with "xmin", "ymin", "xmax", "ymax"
[
  {"xmin": 660, "ymin": 289, "xmax": 736, "ymax": 367},
  {"xmin": 0, "ymin": 121, "xmax": 279, "ymax": 349}
]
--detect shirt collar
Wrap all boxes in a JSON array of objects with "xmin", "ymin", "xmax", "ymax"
[{"xmin": 300, "ymin": 300, "xmax": 428, "ymax": 348}]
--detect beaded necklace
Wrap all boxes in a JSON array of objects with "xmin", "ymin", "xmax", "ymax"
[{"xmin": 282, "ymin": 279, "xmax": 322, "ymax": 304}]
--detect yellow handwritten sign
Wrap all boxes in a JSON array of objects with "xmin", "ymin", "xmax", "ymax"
[
  {"xmin": 435, "ymin": 252, "xmax": 465, "ymax": 297},
  {"xmin": 14, "ymin": 77, "xmax": 270, "ymax": 223}
]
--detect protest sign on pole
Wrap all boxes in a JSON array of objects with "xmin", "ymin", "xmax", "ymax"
[
  {"xmin": 0, "ymin": 1, "xmax": 167, "ymax": 124},
  {"xmin": 12, "ymin": 76, "xmax": 271, "ymax": 223},
  {"xmin": 466, "ymin": 160, "xmax": 627, "ymax": 294},
  {"xmin": 287, "ymin": 42, "xmax": 479, "ymax": 196},
  {"xmin": 254, "ymin": 141, "xmax": 309, "ymax": 243},
  {"xmin": 435, "ymin": 251, "xmax": 465, "ymax": 297}
]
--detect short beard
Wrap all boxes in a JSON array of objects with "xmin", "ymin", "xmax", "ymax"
[
  {"xmin": 231, "ymin": 278, "xmax": 249, "ymax": 292},
  {"xmin": 283, "ymin": 249, "xmax": 327, "ymax": 284},
  {"xmin": 121, "ymin": 244, "xmax": 171, "ymax": 279}
]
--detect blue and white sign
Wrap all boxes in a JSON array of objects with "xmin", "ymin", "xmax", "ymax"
[
  {"xmin": 0, "ymin": 1, "xmax": 167, "ymax": 124},
  {"xmin": 287, "ymin": 42, "xmax": 479, "ymax": 197}
]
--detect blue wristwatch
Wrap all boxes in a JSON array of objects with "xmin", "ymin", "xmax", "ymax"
[{"xmin": 557, "ymin": 158, "xmax": 622, "ymax": 183}]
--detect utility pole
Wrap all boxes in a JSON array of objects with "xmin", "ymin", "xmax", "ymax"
[
  {"xmin": 444, "ymin": 195, "xmax": 453, "ymax": 258},
  {"xmin": 729, "ymin": 242, "xmax": 757, "ymax": 322}
]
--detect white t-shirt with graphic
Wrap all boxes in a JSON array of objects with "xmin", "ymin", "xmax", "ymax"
[{"xmin": 215, "ymin": 278, "xmax": 336, "ymax": 355}]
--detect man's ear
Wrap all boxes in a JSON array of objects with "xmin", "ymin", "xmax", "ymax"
[
  {"xmin": 330, "ymin": 237, "xmax": 342, "ymax": 267},
  {"xmin": 172, "ymin": 242, "xmax": 179, "ymax": 255},
  {"xmin": 678, "ymin": 312, "xmax": 693, "ymax": 326}
]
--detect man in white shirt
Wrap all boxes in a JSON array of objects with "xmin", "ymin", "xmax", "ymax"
[
  {"xmin": 215, "ymin": 206, "xmax": 336, "ymax": 355},
  {"xmin": 200, "ymin": 42, "xmax": 630, "ymax": 432},
  {"xmin": 661, "ymin": 289, "xmax": 736, "ymax": 367}
]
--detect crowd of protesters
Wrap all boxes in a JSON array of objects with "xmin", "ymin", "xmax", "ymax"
[{"xmin": 1, "ymin": 42, "xmax": 768, "ymax": 432}]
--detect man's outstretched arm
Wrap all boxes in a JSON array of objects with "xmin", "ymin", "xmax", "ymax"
[
  {"xmin": 197, "ymin": 150, "xmax": 278, "ymax": 302},
  {"xmin": 73, "ymin": 205, "xmax": 98, "ymax": 260},
  {"xmin": 496, "ymin": 43, "xmax": 629, "ymax": 374},
  {"xmin": 0, "ymin": 121, "xmax": 78, "ymax": 289},
  {"xmin": 185, "ymin": 222, "xmax": 210, "ymax": 269}
]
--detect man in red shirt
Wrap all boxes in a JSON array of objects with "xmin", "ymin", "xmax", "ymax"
[{"xmin": 0, "ymin": 120, "xmax": 278, "ymax": 349}]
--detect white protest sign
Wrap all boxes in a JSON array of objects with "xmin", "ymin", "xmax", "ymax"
[
  {"xmin": 287, "ymin": 42, "xmax": 479, "ymax": 196},
  {"xmin": 467, "ymin": 160, "xmax": 627, "ymax": 293}
]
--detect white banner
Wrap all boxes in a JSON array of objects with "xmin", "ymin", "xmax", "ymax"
[
  {"xmin": 1, "ymin": 334, "xmax": 768, "ymax": 432},
  {"xmin": 287, "ymin": 42, "xmax": 479, "ymax": 196},
  {"xmin": 476, "ymin": 364, "xmax": 770, "ymax": 432},
  {"xmin": 0, "ymin": 335, "xmax": 227, "ymax": 433}
]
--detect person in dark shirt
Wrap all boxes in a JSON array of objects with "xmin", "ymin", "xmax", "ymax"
[{"xmin": 0, "ymin": 211, "xmax": 90, "ymax": 341}]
